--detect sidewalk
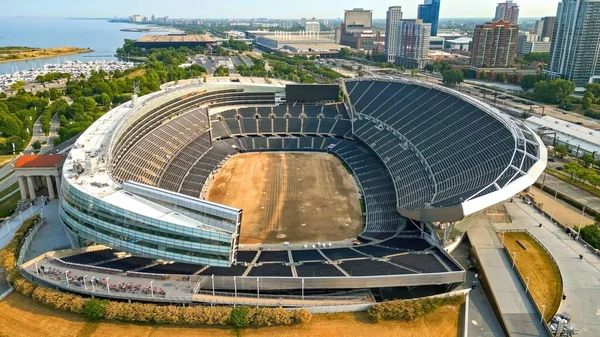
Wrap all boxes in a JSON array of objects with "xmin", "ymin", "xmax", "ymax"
[
  {"xmin": 538, "ymin": 173, "xmax": 600, "ymax": 214},
  {"xmin": 0, "ymin": 198, "xmax": 52, "ymax": 250},
  {"xmin": 499, "ymin": 202, "xmax": 600, "ymax": 337},
  {"xmin": 467, "ymin": 216, "xmax": 549, "ymax": 337}
]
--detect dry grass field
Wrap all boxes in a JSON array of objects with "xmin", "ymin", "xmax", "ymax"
[
  {"xmin": 205, "ymin": 152, "xmax": 363, "ymax": 244},
  {"xmin": 501, "ymin": 232, "xmax": 563, "ymax": 321},
  {"xmin": 0, "ymin": 293, "xmax": 460, "ymax": 337},
  {"xmin": 0, "ymin": 47, "xmax": 92, "ymax": 63}
]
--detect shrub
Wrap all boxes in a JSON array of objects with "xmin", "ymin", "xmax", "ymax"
[
  {"xmin": 84, "ymin": 299, "xmax": 109, "ymax": 320},
  {"xmin": 367, "ymin": 295, "xmax": 466, "ymax": 322},
  {"xmin": 230, "ymin": 307, "xmax": 250, "ymax": 328},
  {"xmin": 293, "ymin": 309, "xmax": 313, "ymax": 323}
]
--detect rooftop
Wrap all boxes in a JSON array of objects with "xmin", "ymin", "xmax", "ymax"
[
  {"xmin": 136, "ymin": 34, "xmax": 216, "ymax": 43},
  {"xmin": 525, "ymin": 116, "xmax": 600, "ymax": 146},
  {"xmin": 14, "ymin": 154, "xmax": 64, "ymax": 168}
]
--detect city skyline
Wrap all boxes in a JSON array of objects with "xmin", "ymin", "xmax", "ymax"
[{"xmin": 2, "ymin": 0, "xmax": 560, "ymax": 20}]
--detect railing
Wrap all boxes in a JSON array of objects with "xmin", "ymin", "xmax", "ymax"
[
  {"xmin": 496, "ymin": 228, "xmax": 556, "ymax": 336},
  {"xmin": 17, "ymin": 217, "xmax": 45, "ymax": 265},
  {"xmin": 193, "ymin": 289, "xmax": 371, "ymax": 303}
]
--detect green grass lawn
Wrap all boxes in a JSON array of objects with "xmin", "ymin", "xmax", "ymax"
[
  {"xmin": 0, "ymin": 193, "xmax": 20, "ymax": 218},
  {"xmin": 0, "ymin": 183, "xmax": 18, "ymax": 199}
]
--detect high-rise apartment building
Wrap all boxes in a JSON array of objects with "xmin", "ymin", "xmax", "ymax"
[
  {"xmin": 534, "ymin": 20, "xmax": 544, "ymax": 36},
  {"xmin": 417, "ymin": 0, "xmax": 441, "ymax": 36},
  {"xmin": 395, "ymin": 19, "xmax": 432, "ymax": 70},
  {"xmin": 385, "ymin": 6, "xmax": 404, "ymax": 63},
  {"xmin": 547, "ymin": 0, "xmax": 600, "ymax": 88},
  {"xmin": 494, "ymin": 1, "xmax": 520, "ymax": 24},
  {"xmin": 471, "ymin": 20, "xmax": 519, "ymax": 68},
  {"xmin": 541, "ymin": 16, "xmax": 556, "ymax": 40},
  {"xmin": 344, "ymin": 8, "xmax": 373, "ymax": 29}
]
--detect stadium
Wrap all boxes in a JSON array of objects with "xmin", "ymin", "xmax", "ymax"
[{"xmin": 23, "ymin": 77, "xmax": 546, "ymax": 306}]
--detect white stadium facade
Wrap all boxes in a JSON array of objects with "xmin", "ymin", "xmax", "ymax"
[{"xmin": 47, "ymin": 77, "xmax": 546, "ymax": 297}]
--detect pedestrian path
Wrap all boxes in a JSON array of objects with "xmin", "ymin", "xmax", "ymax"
[
  {"xmin": 468, "ymin": 216, "xmax": 549, "ymax": 337},
  {"xmin": 499, "ymin": 202, "xmax": 600, "ymax": 337}
]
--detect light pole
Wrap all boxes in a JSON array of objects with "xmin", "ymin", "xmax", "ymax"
[
  {"xmin": 577, "ymin": 203, "xmax": 587, "ymax": 240},
  {"xmin": 302, "ymin": 278, "xmax": 305, "ymax": 301},
  {"xmin": 150, "ymin": 281, "xmax": 154, "ymax": 299},
  {"xmin": 211, "ymin": 274, "xmax": 215, "ymax": 296},
  {"xmin": 550, "ymin": 183, "xmax": 559, "ymax": 224},
  {"xmin": 65, "ymin": 270, "xmax": 70, "ymax": 286},
  {"xmin": 234, "ymin": 276, "xmax": 237, "ymax": 298},
  {"xmin": 34, "ymin": 261, "xmax": 39, "ymax": 275},
  {"xmin": 91, "ymin": 277, "xmax": 96, "ymax": 292},
  {"xmin": 512, "ymin": 252, "xmax": 516, "ymax": 269},
  {"xmin": 257, "ymin": 278, "xmax": 260, "ymax": 299},
  {"xmin": 83, "ymin": 275, "xmax": 88, "ymax": 290},
  {"xmin": 106, "ymin": 277, "xmax": 110, "ymax": 294},
  {"xmin": 525, "ymin": 276, "xmax": 530, "ymax": 294},
  {"xmin": 19, "ymin": 211, "xmax": 23, "ymax": 224},
  {"xmin": 541, "ymin": 304, "xmax": 546, "ymax": 324}
]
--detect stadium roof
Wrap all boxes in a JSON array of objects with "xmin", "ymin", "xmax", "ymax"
[{"xmin": 14, "ymin": 154, "xmax": 64, "ymax": 168}]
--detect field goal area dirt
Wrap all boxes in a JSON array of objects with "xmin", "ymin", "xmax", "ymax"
[{"xmin": 205, "ymin": 152, "xmax": 364, "ymax": 244}]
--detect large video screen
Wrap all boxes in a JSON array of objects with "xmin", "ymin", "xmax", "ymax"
[{"xmin": 286, "ymin": 84, "xmax": 340, "ymax": 102}]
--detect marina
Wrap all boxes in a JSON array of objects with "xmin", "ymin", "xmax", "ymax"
[{"xmin": 0, "ymin": 60, "xmax": 136, "ymax": 91}]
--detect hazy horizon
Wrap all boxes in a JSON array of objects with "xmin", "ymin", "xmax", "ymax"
[{"xmin": 2, "ymin": 0, "xmax": 560, "ymax": 20}]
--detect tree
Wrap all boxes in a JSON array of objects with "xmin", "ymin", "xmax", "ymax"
[
  {"xmin": 83, "ymin": 299, "xmax": 108, "ymax": 320},
  {"xmin": 230, "ymin": 307, "xmax": 250, "ymax": 328},
  {"xmin": 555, "ymin": 144, "xmax": 569, "ymax": 158},
  {"xmin": 31, "ymin": 140, "xmax": 42, "ymax": 150},
  {"xmin": 520, "ymin": 75, "xmax": 537, "ymax": 91},
  {"xmin": 581, "ymin": 153, "xmax": 595, "ymax": 167},
  {"xmin": 584, "ymin": 83, "xmax": 600, "ymax": 101},
  {"xmin": 564, "ymin": 161, "xmax": 583, "ymax": 180},
  {"xmin": 523, "ymin": 52, "xmax": 550, "ymax": 63},
  {"xmin": 533, "ymin": 79, "xmax": 575, "ymax": 104},
  {"xmin": 410, "ymin": 68, "xmax": 418, "ymax": 77},
  {"xmin": 10, "ymin": 81, "xmax": 26, "ymax": 91},
  {"xmin": 480, "ymin": 71, "xmax": 491, "ymax": 81},
  {"xmin": 442, "ymin": 69, "xmax": 464, "ymax": 87},
  {"xmin": 423, "ymin": 64, "xmax": 435, "ymax": 73},
  {"xmin": 495, "ymin": 72, "xmax": 506, "ymax": 83}
]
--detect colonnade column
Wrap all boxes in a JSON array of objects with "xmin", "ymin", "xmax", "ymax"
[
  {"xmin": 46, "ymin": 176, "xmax": 55, "ymax": 199},
  {"xmin": 18, "ymin": 176, "xmax": 28, "ymax": 200},
  {"xmin": 55, "ymin": 175, "xmax": 61, "ymax": 195},
  {"xmin": 26, "ymin": 176, "xmax": 36, "ymax": 200}
]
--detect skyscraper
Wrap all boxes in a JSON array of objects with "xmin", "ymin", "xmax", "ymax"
[
  {"xmin": 534, "ymin": 20, "xmax": 544, "ymax": 36},
  {"xmin": 385, "ymin": 6, "xmax": 404, "ymax": 63},
  {"xmin": 541, "ymin": 16, "xmax": 556, "ymax": 40},
  {"xmin": 494, "ymin": 1, "xmax": 520, "ymax": 24},
  {"xmin": 471, "ymin": 20, "xmax": 519, "ymax": 68},
  {"xmin": 395, "ymin": 19, "xmax": 432, "ymax": 70},
  {"xmin": 547, "ymin": 0, "xmax": 600, "ymax": 88},
  {"xmin": 417, "ymin": 0, "xmax": 441, "ymax": 36}
]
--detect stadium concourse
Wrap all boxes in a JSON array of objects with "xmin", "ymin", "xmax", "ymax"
[{"xmin": 17, "ymin": 77, "xmax": 546, "ymax": 306}]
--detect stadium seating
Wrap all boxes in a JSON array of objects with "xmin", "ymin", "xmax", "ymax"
[
  {"xmin": 199, "ymin": 265, "xmax": 248, "ymax": 276},
  {"xmin": 291, "ymin": 250, "xmax": 325, "ymax": 262},
  {"xmin": 295, "ymin": 262, "xmax": 345, "ymax": 277},
  {"xmin": 96, "ymin": 256, "xmax": 155, "ymax": 272},
  {"xmin": 321, "ymin": 248, "xmax": 365, "ymax": 260},
  {"xmin": 256, "ymin": 250, "xmax": 290, "ymax": 263},
  {"xmin": 339, "ymin": 259, "xmax": 415, "ymax": 276},
  {"xmin": 389, "ymin": 253, "xmax": 448, "ymax": 273},
  {"xmin": 138, "ymin": 262, "xmax": 204, "ymax": 275},
  {"xmin": 235, "ymin": 251, "xmax": 258, "ymax": 263},
  {"xmin": 345, "ymin": 79, "xmax": 517, "ymax": 209},
  {"xmin": 61, "ymin": 249, "xmax": 117, "ymax": 265},
  {"xmin": 248, "ymin": 263, "xmax": 293, "ymax": 277}
]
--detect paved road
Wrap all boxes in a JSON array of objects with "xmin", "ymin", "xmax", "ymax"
[
  {"xmin": 0, "ymin": 173, "xmax": 17, "ymax": 194},
  {"xmin": 0, "ymin": 157, "xmax": 18, "ymax": 180},
  {"xmin": 538, "ymin": 172, "xmax": 600, "ymax": 213},
  {"xmin": 25, "ymin": 113, "xmax": 60, "ymax": 154},
  {"xmin": 499, "ymin": 202, "xmax": 600, "ymax": 337},
  {"xmin": 468, "ymin": 214, "xmax": 549, "ymax": 337}
]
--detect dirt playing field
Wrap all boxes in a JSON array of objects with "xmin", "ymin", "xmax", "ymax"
[
  {"xmin": 0, "ymin": 293, "xmax": 460, "ymax": 337},
  {"xmin": 205, "ymin": 152, "xmax": 363, "ymax": 244}
]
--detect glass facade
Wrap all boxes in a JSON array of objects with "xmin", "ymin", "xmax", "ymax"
[
  {"xmin": 59, "ymin": 182, "xmax": 236, "ymax": 266},
  {"xmin": 417, "ymin": 0, "xmax": 441, "ymax": 36}
]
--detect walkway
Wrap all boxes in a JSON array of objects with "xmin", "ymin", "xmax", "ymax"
[
  {"xmin": 467, "ymin": 214, "xmax": 549, "ymax": 337},
  {"xmin": 499, "ymin": 202, "xmax": 600, "ymax": 337},
  {"xmin": 451, "ymin": 238, "xmax": 505, "ymax": 337},
  {"xmin": 0, "ymin": 197, "xmax": 51, "ymax": 250}
]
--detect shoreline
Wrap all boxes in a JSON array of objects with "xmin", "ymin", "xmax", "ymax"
[{"xmin": 0, "ymin": 47, "xmax": 94, "ymax": 64}]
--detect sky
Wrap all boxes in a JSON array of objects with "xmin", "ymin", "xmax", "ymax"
[{"xmin": 1, "ymin": 0, "xmax": 561, "ymax": 19}]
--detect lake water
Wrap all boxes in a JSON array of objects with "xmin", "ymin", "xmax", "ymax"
[{"xmin": 0, "ymin": 17, "xmax": 154, "ymax": 74}]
